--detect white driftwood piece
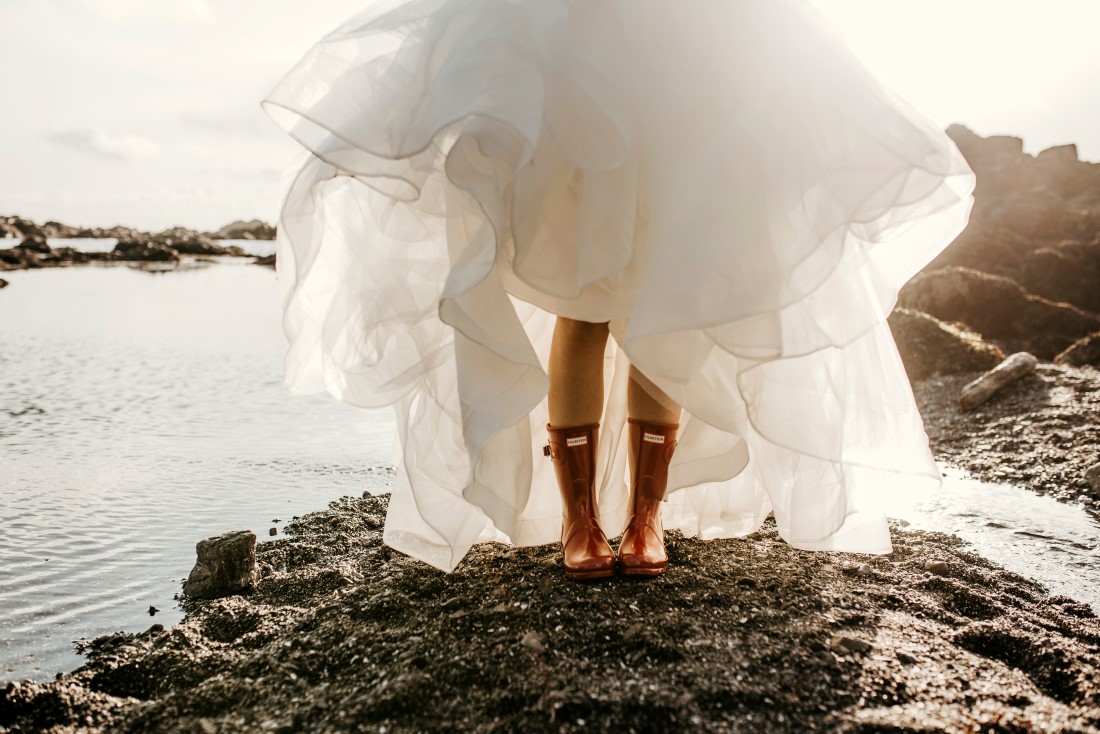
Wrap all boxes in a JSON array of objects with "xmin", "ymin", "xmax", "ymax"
[{"xmin": 958, "ymin": 352, "xmax": 1038, "ymax": 411}]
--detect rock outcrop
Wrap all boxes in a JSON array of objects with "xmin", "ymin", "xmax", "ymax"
[
  {"xmin": 207, "ymin": 219, "xmax": 276, "ymax": 241},
  {"xmin": 1056, "ymin": 332, "xmax": 1100, "ymax": 367},
  {"xmin": 887, "ymin": 308, "xmax": 1004, "ymax": 382},
  {"xmin": 898, "ymin": 267, "xmax": 1100, "ymax": 359}
]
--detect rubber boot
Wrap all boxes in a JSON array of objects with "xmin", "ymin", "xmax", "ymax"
[
  {"xmin": 544, "ymin": 422, "xmax": 616, "ymax": 580},
  {"xmin": 618, "ymin": 418, "xmax": 679, "ymax": 576}
]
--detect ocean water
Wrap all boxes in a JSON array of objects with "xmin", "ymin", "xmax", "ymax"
[{"xmin": 1, "ymin": 248, "xmax": 1097, "ymax": 685}]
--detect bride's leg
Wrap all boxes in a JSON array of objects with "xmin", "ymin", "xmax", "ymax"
[
  {"xmin": 545, "ymin": 316, "xmax": 615, "ymax": 580},
  {"xmin": 620, "ymin": 365, "xmax": 681, "ymax": 576},
  {"xmin": 548, "ymin": 317, "xmax": 610, "ymax": 427}
]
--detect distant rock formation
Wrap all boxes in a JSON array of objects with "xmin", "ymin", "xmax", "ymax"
[
  {"xmin": 888, "ymin": 125, "xmax": 1100, "ymax": 375},
  {"xmin": 206, "ymin": 219, "xmax": 276, "ymax": 241}
]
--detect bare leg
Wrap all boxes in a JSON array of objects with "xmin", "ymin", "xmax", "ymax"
[
  {"xmin": 627, "ymin": 364, "xmax": 680, "ymax": 424},
  {"xmin": 547, "ymin": 316, "xmax": 610, "ymax": 427}
]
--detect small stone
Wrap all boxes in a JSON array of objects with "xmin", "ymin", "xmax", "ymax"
[
  {"xmin": 829, "ymin": 634, "xmax": 873, "ymax": 655},
  {"xmin": 896, "ymin": 651, "xmax": 918, "ymax": 665},
  {"xmin": 856, "ymin": 563, "xmax": 873, "ymax": 576},
  {"xmin": 269, "ymin": 527, "xmax": 278, "ymax": 536},
  {"xmin": 1086, "ymin": 463, "xmax": 1100, "ymax": 493},
  {"xmin": 148, "ymin": 623, "xmax": 164, "ymax": 634},
  {"xmin": 196, "ymin": 719, "xmax": 218, "ymax": 734},
  {"xmin": 521, "ymin": 631, "xmax": 545, "ymax": 653},
  {"xmin": 924, "ymin": 561, "xmax": 950, "ymax": 575},
  {"xmin": 148, "ymin": 605, "xmax": 159, "ymax": 616},
  {"xmin": 182, "ymin": 529, "xmax": 258, "ymax": 599}
]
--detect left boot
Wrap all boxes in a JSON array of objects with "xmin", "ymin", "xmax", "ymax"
[{"xmin": 617, "ymin": 418, "xmax": 679, "ymax": 576}]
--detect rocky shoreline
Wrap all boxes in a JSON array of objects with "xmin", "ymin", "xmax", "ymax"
[
  {"xmin": 2, "ymin": 481, "xmax": 1098, "ymax": 733},
  {"xmin": 0, "ymin": 217, "xmax": 275, "ymax": 271}
]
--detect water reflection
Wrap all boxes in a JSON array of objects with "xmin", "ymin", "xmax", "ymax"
[{"xmin": 0, "ymin": 258, "xmax": 392, "ymax": 683}]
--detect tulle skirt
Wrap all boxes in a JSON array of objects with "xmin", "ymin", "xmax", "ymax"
[{"xmin": 262, "ymin": 0, "xmax": 975, "ymax": 572}]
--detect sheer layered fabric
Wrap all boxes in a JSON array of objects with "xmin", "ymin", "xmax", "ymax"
[{"xmin": 263, "ymin": 0, "xmax": 975, "ymax": 572}]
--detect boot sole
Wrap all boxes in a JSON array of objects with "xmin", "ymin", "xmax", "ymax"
[
  {"xmin": 564, "ymin": 566, "xmax": 617, "ymax": 581},
  {"xmin": 618, "ymin": 562, "xmax": 667, "ymax": 577}
]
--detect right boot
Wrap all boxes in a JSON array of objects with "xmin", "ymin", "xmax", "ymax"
[{"xmin": 544, "ymin": 422, "xmax": 616, "ymax": 581}]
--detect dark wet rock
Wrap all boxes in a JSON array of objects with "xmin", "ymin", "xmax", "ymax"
[
  {"xmin": 0, "ymin": 247, "xmax": 42, "ymax": 271},
  {"xmin": 898, "ymin": 267, "xmax": 1100, "ymax": 359},
  {"xmin": 254, "ymin": 254, "xmax": 276, "ymax": 268},
  {"xmin": 888, "ymin": 307, "xmax": 1004, "ymax": 382},
  {"xmin": 1056, "ymin": 331, "xmax": 1100, "ymax": 367},
  {"xmin": 151, "ymin": 227, "xmax": 246, "ymax": 257},
  {"xmin": 15, "ymin": 236, "xmax": 51, "ymax": 255},
  {"xmin": 112, "ymin": 238, "xmax": 181, "ymax": 263},
  {"xmin": 1086, "ymin": 465, "xmax": 1100, "ymax": 494},
  {"xmin": 182, "ymin": 530, "xmax": 258, "ymax": 599},
  {"xmin": 0, "ymin": 278, "xmax": 8, "ymax": 289},
  {"xmin": 1015, "ymin": 240, "xmax": 1100, "ymax": 315},
  {"xmin": 207, "ymin": 219, "xmax": 276, "ymax": 241}
]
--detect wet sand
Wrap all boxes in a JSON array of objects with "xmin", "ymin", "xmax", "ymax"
[{"xmin": 3, "ymin": 365, "xmax": 1100, "ymax": 733}]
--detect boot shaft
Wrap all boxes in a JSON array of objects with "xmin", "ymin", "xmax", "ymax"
[
  {"xmin": 627, "ymin": 418, "xmax": 679, "ymax": 515},
  {"xmin": 545, "ymin": 422, "xmax": 600, "ymax": 518}
]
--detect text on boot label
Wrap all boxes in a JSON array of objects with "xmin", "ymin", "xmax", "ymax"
[
  {"xmin": 643, "ymin": 432, "xmax": 665, "ymax": 444},
  {"xmin": 566, "ymin": 436, "xmax": 588, "ymax": 447}
]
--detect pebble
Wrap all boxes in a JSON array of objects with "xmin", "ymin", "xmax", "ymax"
[
  {"xmin": 924, "ymin": 561, "xmax": 950, "ymax": 575},
  {"xmin": 896, "ymin": 651, "xmax": 918, "ymax": 665},
  {"xmin": 829, "ymin": 635, "xmax": 873, "ymax": 655},
  {"xmin": 521, "ymin": 631, "xmax": 545, "ymax": 653},
  {"xmin": 269, "ymin": 527, "xmax": 278, "ymax": 536}
]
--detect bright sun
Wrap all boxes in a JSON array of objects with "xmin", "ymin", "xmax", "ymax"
[{"xmin": 810, "ymin": 0, "xmax": 1100, "ymax": 157}]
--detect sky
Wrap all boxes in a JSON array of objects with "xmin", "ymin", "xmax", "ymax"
[{"xmin": 2, "ymin": 0, "xmax": 1099, "ymax": 232}]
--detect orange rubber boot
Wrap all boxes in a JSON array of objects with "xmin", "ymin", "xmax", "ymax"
[
  {"xmin": 544, "ymin": 423, "xmax": 616, "ymax": 580},
  {"xmin": 618, "ymin": 419, "xmax": 679, "ymax": 576}
]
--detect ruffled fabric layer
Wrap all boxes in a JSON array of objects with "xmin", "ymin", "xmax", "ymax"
[{"xmin": 262, "ymin": 0, "xmax": 975, "ymax": 572}]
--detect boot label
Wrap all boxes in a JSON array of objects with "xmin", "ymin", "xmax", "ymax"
[
  {"xmin": 566, "ymin": 436, "xmax": 588, "ymax": 447},
  {"xmin": 643, "ymin": 432, "xmax": 665, "ymax": 444}
]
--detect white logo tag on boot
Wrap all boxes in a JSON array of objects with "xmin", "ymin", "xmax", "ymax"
[
  {"xmin": 566, "ymin": 436, "xmax": 588, "ymax": 447},
  {"xmin": 643, "ymin": 432, "xmax": 665, "ymax": 444}
]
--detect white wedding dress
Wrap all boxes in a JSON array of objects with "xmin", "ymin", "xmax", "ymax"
[{"xmin": 262, "ymin": 0, "xmax": 975, "ymax": 572}]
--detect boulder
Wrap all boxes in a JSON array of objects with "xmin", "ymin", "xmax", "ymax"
[
  {"xmin": 1013, "ymin": 241, "xmax": 1100, "ymax": 315},
  {"xmin": 898, "ymin": 267, "xmax": 1100, "ymax": 359},
  {"xmin": 182, "ymin": 530, "xmax": 258, "ymax": 599},
  {"xmin": 888, "ymin": 308, "xmax": 1005, "ymax": 382},
  {"xmin": 1055, "ymin": 332, "xmax": 1100, "ymax": 367}
]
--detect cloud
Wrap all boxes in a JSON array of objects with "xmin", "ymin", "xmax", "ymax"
[
  {"xmin": 76, "ymin": 0, "xmax": 213, "ymax": 24},
  {"xmin": 180, "ymin": 112, "xmax": 267, "ymax": 137},
  {"xmin": 45, "ymin": 128, "xmax": 160, "ymax": 161}
]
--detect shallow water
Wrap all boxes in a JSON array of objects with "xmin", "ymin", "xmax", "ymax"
[
  {"xmin": 1, "ymin": 257, "xmax": 393, "ymax": 683},
  {"xmin": 1, "ymin": 254, "xmax": 1098, "ymax": 685}
]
